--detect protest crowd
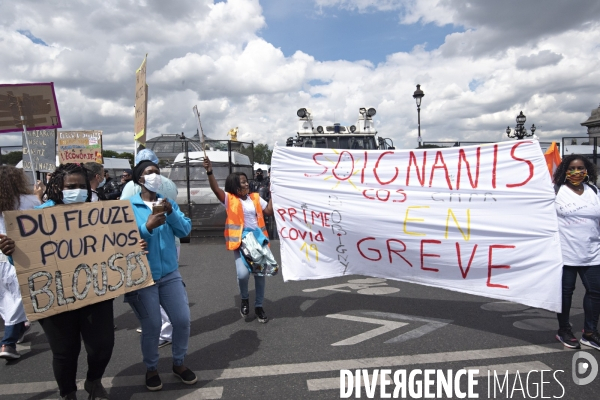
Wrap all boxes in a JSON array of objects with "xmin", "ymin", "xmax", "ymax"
[{"xmin": 1, "ymin": 146, "xmax": 600, "ymax": 400}]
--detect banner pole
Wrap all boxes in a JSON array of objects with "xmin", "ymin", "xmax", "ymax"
[
  {"xmin": 16, "ymin": 98, "xmax": 36, "ymax": 183},
  {"xmin": 193, "ymin": 105, "xmax": 207, "ymax": 158}
]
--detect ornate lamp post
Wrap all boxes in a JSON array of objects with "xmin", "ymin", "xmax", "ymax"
[
  {"xmin": 506, "ymin": 111, "xmax": 536, "ymax": 140},
  {"xmin": 413, "ymin": 84, "xmax": 425, "ymax": 147}
]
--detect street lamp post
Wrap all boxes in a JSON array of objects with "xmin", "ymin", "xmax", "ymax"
[
  {"xmin": 413, "ymin": 84, "xmax": 425, "ymax": 147},
  {"xmin": 506, "ymin": 111, "xmax": 536, "ymax": 140}
]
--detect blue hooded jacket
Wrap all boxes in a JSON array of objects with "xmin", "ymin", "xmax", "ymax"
[{"xmin": 129, "ymin": 194, "xmax": 191, "ymax": 280}]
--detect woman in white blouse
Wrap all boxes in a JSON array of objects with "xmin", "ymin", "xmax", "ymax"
[{"xmin": 553, "ymin": 155, "xmax": 600, "ymax": 351}]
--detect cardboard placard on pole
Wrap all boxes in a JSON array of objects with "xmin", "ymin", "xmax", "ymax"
[
  {"xmin": 58, "ymin": 130, "xmax": 103, "ymax": 164},
  {"xmin": 0, "ymin": 83, "xmax": 62, "ymax": 181},
  {"xmin": 21, "ymin": 129, "xmax": 56, "ymax": 172},
  {"xmin": 3, "ymin": 201, "xmax": 154, "ymax": 321},
  {"xmin": 0, "ymin": 83, "xmax": 62, "ymax": 134},
  {"xmin": 134, "ymin": 56, "xmax": 148, "ymax": 152}
]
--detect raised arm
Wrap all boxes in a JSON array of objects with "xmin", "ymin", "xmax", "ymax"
[
  {"xmin": 263, "ymin": 197, "xmax": 273, "ymax": 216},
  {"xmin": 203, "ymin": 157, "xmax": 225, "ymax": 203}
]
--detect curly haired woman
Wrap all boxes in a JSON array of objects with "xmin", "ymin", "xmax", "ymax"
[
  {"xmin": 0, "ymin": 166, "xmax": 40, "ymax": 360},
  {"xmin": 553, "ymin": 154, "xmax": 600, "ymax": 351}
]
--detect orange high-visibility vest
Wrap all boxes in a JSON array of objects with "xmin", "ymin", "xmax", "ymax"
[{"xmin": 224, "ymin": 192, "xmax": 269, "ymax": 250}]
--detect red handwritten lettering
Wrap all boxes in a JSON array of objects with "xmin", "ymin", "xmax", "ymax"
[
  {"xmin": 428, "ymin": 151, "xmax": 453, "ymax": 190},
  {"xmin": 455, "ymin": 242, "xmax": 478, "ymax": 279},
  {"xmin": 487, "ymin": 244, "xmax": 515, "ymax": 289},
  {"xmin": 387, "ymin": 239, "xmax": 412, "ymax": 267},
  {"xmin": 420, "ymin": 239, "xmax": 441, "ymax": 272},
  {"xmin": 406, "ymin": 151, "xmax": 427, "ymax": 187},
  {"xmin": 506, "ymin": 141, "xmax": 534, "ymax": 188},
  {"xmin": 456, "ymin": 148, "xmax": 480, "ymax": 190},
  {"xmin": 374, "ymin": 151, "xmax": 398, "ymax": 185}
]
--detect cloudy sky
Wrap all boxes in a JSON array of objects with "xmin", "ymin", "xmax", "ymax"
[{"xmin": 1, "ymin": 0, "xmax": 599, "ymax": 152}]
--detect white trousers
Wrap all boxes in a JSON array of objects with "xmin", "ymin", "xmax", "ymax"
[{"xmin": 0, "ymin": 260, "xmax": 27, "ymax": 326}]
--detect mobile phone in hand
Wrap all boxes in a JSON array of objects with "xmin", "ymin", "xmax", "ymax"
[{"xmin": 152, "ymin": 200, "xmax": 165, "ymax": 215}]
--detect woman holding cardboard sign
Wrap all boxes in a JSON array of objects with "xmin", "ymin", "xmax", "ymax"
[
  {"xmin": 125, "ymin": 160, "xmax": 195, "ymax": 391},
  {"xmin": 554, "ymin": 155, "xmax": 600, "ymax": 351},
  {"xmin": 0, "ymin": 166, "xmax": 40, "ymax": 360},
  {"xmin": 0, "ymin": 163, "xmax": 113, "ymax": 400}
]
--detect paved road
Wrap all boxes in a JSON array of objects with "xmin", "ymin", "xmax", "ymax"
[{"xmin": 1, "ymin": 238, "xmax": 599, "ymax": 399}]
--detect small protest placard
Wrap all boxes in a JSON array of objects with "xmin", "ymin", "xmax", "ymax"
[
  {"xmin": 58, "ymin": 130, "xmax": 103, "ymax": 164},
  {"xmin": 3, "ymin": 200, "xmax": 153, "ymax": 321},
  {"xmin": 134, "ymin": 56, "xmax": 147, "ymax": 146},
  {"xmin": 21, "ymin": 129, "xmax": 56, "ymax": 172},
  {"xmin": 0, "ymin": 83, "xmax": 62, "ymax": 134}
]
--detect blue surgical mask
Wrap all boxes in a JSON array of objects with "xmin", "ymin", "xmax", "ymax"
[
  {"xmin": 62, "ymin": 189, "xmax": 88, "ymax": 204},
  {"xmin": 98, "ymin": 177, "xmax": 106, "ymax": 188}
]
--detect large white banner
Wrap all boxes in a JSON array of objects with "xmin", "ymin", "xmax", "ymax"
[{"xmin": 271, "ymin": 140, "xmax": 563, "ymax": 312}]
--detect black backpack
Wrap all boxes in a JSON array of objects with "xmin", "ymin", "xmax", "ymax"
[{"xmin": 554, "ymin": 182, "xmax": 598, "ymax": 195}]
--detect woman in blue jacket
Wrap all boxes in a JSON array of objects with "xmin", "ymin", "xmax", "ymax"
[{"xmin": 125, "ymin": 160, "xmax": 196, "ymax": 391}]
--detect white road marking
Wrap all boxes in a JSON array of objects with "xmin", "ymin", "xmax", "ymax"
[
  {"xmin": 363, "ymin": 311, "xmax": 452, "ymax": 344},
  {"xmin": 130, "ymin": 386, "xmax": 223, "ymax": 399},
  {"xmin": 299, "ymin": 299, "xmax": 317, "ymax": 312},
  {"xmin": 464, "ymin": 361, "xmax": 552, "ymax": 377},
  {"xmin": 303, "ymin": 278, "xmax": 399, "ymax": 295},
  {"xmin": 15, "ymin": 342, "xmax": 50, "ymax": 352},
  {"xmin": 307, "ymin": 361, "xmax": 553, "ymax": 391},
  {"xmin": 326, "ymin": 314, "xmax": 408, "ymax": 345},
  {"xmin": 0, "ymin": 345, "xmax": 562, "ymax": 395}
]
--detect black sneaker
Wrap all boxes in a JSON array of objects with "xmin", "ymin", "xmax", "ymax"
[
  {"xmin": 240, "ymin": 299, "xmax": 249, "ymax": 317},
  {"xmin": 556, "ymin": 328, "xmax": 580, "ymax": 349},
  {"xmin": 84, "ymin": 378, "xmax": 109, "ymax": 399},
  {"xmin": 173, "ymin": 366, "xmax": 198, "ymax": 385},
  {"xmin": 145, "ymin": 371, "xmax": 162, "ymax": 391},
  {"xmin": 580, "ymin": 331, "xmax": 600, "ymax": 351},
  {"xmin": 60, "ymin": 392, "xmax": 78, "ymax": 400},
  {"xmin": 255, "ymin": 307, "xmax": 268, "ymax": 323}
]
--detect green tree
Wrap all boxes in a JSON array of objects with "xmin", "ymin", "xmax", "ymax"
[
  {"xmin": 102, "ymin": 150, "xmax": 119, "ymax": 158},
  {"xmin": 102, "ymin": 150, "xmax": 134, "ymax": 165},
  {"xmin": 1, "ymin": 151, "xmax": 23, "ymax": 165},
  {"xmin": 253, "ymin": 143, "xmax": 272, "ymax": 165},
  {"xmin": 117, "ymin": 152, "xmax": 134, "ymax": 165}
]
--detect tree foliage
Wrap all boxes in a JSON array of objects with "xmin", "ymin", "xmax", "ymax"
[
  {"xmin": 103, "ymin": 149, "xmax": 134, "ymax": 165},
  {"xmin": 1, "ymin": 151, "xmax": 23, "ymax": 165},
  {"xmin": 253, "ymin": 143, "xmax": 272, "ymax": 165}
]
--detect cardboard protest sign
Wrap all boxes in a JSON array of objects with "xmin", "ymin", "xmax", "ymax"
[
  {"xmin": 58, "ymin": 130, "xmax": 103, "ymax": 164},
  {"xmin": 134, "ymin": 56, "xmax": 147, "ymax": 147},
  {"xmin": 271, "ymin": 140, "xmax": 563, "ymax": 312},
  {"xmin": 0, "ymin": 83, "xmax": 62, "ymax": 134},
  {"xmin": 21, "ymin": 129, "xmax": 56, "ymax": 172},
  {"xmin": 3, "ymin": 200, "xmax": 153, "ymax": 321}
]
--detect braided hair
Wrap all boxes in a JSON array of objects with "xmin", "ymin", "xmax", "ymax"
[
  {"xmin": 43, "ymin": 163, "xmax": 92, "ymax": 204},
  {"xmin": 553, "ymin": 154, "xmax": 597, "ymax": 185}
]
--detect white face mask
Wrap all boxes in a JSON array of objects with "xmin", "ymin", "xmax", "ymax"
[
  {"xmin": 62, "ymin": 189, "xmax": 88, "ymax": 204},
  {"xmin": 143, "ymin": 173, "xmax": 162, "ymax": 193},
  {"xmin": 97, "ymin": 177, "xmax": 106, "ymax": 188}
]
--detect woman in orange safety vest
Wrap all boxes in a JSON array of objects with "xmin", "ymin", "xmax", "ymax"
[{"xmin": 204, "ymin": 157, "xmax": 274, "ymax": 323}]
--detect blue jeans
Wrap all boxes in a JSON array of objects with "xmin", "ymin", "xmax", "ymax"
[
  {"xmin": 234, "ymin": 249, "xmax": 265, "ymax": 307},
  {"xmin": 0, "ymin": 321, "xmax": 25, "ymax": 347},
  {"xmin": 557, "ymin": 265, "xmax": 600, "ymax": 333},
  {"xmin": 124, "ymin": 270, "xmax": 190, "ymax": 370}
]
